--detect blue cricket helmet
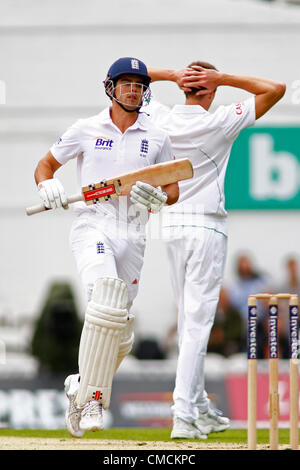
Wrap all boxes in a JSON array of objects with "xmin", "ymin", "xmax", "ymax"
[{"xmin": 106, "ymin": 57, "xmax": 151, "ymax": 86}]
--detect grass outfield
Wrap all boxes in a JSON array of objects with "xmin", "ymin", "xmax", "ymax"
[{"xmin": 0, "ymin": 428, "xmax": 295, "ymax": 445}]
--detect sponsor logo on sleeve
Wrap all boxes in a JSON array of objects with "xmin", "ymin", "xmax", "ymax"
[{"xmin": 235, "ymin": 103, "xmax": 243, "ymax": 115}]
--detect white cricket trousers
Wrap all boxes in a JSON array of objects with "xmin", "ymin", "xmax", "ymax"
[
  {"xmin": 165, "ymin": 226, "xmax": 227, "ymax": 423},
  {"xmin": 69, "ymin": 212, "xmax": 146, "ymax": 307}
]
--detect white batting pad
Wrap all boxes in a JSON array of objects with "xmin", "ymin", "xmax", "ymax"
[
  {"xmin": 115, "ymin": 313, "xmax": 135, "ymax": 372},
  {"xmin": 76, "ymin": 277, "xmax": 128, "ymax": 409}
]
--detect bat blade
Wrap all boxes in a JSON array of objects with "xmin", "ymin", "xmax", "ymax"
[
  {"xmin": 82, "ymin": 158, "xmax": 193, "ymax": 204},
  {"xmin": 26, "ymin": 158, "xmax": 193, "ymax": 215}
]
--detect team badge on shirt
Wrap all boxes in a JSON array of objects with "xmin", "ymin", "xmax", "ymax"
[
  {"xmin": 140, "ymin": 139, "xmax": 149, "ymax": 157},
  {"xmin": 96, "ymin": 242, "xmax": 105, "ymax": 254},
  {"xmin": 94, "ymin": 136, "xmax": 114, "ymax": 150}
]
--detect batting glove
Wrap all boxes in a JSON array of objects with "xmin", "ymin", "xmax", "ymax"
[
  {"xmin": 130, "ymin": 181, "xmax": 168, "ymax": 214},
  {"xmin": 38, "ymin": 178, "xmax": 68, "ymax": 210}
]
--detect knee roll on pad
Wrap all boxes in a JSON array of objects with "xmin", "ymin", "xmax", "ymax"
[{"xmin": 76, "ymin": 277, "xmax": 128, "ymax": 409}]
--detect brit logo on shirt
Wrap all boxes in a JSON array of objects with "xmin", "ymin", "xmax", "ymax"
[
  {"xmin": 95, "ymin": 136, "xmax": 114, "ymax": 150},
  {"xmin": 140, "ymin": 139, "xmax": 149, "ymax": 157}
]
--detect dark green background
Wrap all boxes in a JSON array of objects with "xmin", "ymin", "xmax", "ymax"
[{"xmin": 225, "ymin": 127, "xmax": 300, "ymax": 210}]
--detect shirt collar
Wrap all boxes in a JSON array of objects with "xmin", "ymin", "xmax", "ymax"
[
  {"xmin": 131, "ymin": 111, "xmax": 149, "ymax": 131},
  {"xmin": 101, "ymin": 106, "xmax": 148, "ymax": 131},
  {"xmin": 101, "ymin": 107, "xmax": 112, "ymax": 124}
]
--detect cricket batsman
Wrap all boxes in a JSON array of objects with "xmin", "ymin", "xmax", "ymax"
[{"xmin": 33, "ymin": 57, "xmax": 179, "ymax": 437}]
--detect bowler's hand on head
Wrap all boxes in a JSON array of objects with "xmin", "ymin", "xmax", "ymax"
[{"xmin": 181, "ymin": 66, "xmax": 221, "ymax": 95}]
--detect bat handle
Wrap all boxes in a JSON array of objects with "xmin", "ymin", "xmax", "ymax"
[{"xmin": 25, "ymin": 193, "xmax": 83, "ymax": 216}]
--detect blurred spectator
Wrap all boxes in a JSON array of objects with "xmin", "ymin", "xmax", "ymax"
[
  {"xmin": 133, "ymin": 337, "xmax": 166, "ymax": 360},
  {"xmin": 273, "ymin": 254, "xmax": 300, "ymax": 341},
  {"xmin": 278, "ymin": 255, "xmax": 300, "ymax": 296},
  {"xmin": 207, "ymin": 287, "xmax": 244, "ymax": 357},
  {"xmin": 31, "ymin": 281, "xmax": 83, "ymax": 375},
  {"xmin": 227, "ymin": 253, "xmax": 271, "ymax": 350}
]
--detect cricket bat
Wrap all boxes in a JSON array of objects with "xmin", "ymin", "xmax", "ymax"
[{"xmin": 26, "ymin": 158, "xmax": 193, "ymax": 216}]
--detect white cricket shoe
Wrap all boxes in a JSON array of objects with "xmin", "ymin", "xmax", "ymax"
[
  {"xmin": 195, "ymin": 408, "xmax": 230, "ymax": 434},
  {"xmin": 171, "ymin": 417, "xmax": 207, "ymax": 440},
  {"xmin": 79, "ymin": 400, "xmax": 104, "ymax": 432},
  {"xmin": 64, "ymin": 374, "xmax": 84, "ymax": 438}
]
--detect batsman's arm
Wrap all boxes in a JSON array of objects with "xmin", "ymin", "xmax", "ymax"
[
  {"xmin": 34, "ymin": 151, "xmax": 69, "ymax": 210},
  {"xmin": 161, "ymin": 181, "xmax": 179, "ymax": 206},
  {"xmin": 34, "ymin": 151, "xmax": 62, "ymax": 184}
]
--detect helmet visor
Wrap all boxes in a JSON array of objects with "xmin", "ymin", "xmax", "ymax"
[{"xmin": 105, "ymin": 78, "xmax": 151, "ymax": 108}]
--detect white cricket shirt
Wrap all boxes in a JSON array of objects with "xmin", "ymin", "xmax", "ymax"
[
  {"xmin": 50, "ymin": 107, "xmax": 174, "ymax": 222},
  {"xmin": 145, "ymin": 97, "xmax": 256, "ymax": 234}
]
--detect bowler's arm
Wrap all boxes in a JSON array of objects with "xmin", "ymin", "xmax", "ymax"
[
  {"xmin": 148, "ymin": 67, "xmax": 191, "ymax": 92},
  {"xmin": 215, "ymin": 73, "xmax": 286, "ymax": 120},
  {"xmin": 181, "ymin": 67, "xmax": 286, "ymax": 120}
]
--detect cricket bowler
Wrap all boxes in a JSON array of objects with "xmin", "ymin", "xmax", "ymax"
[{"xmin": 145, "ymin": 62, "xmax": 286, "ymax": 438}]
